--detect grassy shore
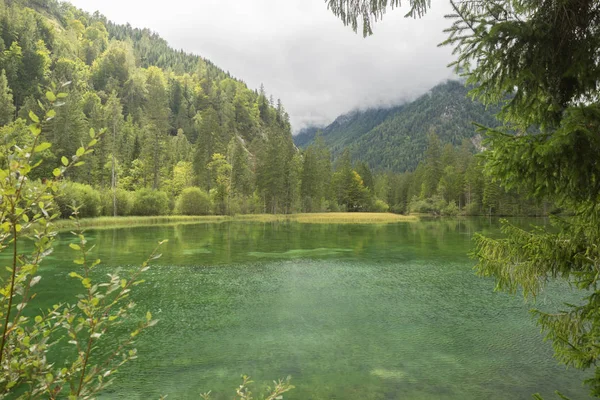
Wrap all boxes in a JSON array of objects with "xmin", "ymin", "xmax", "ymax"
[
  {"xmin": 236, "ymin": 213, "xmax": 417, "ymax": 224},
  {"xmin": 54, "ymin": 213, "xmax": 417, "ymax": 230}
]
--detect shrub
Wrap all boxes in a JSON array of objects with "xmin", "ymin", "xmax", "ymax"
[
  {"xmin": 0, "ymin": 103, "xmax": 160, "ymax": 399},
  {"xmin": 408, "ymin": 195, "xmax": 446, "ymax": 215},
  {"xmin": 390, "ymin": 202, "xmax": 407, "ymax": 214},
  {"xmin": 56, "ymin": 181, "xmax": 102, "ymax": 218},
  {"xmin": 100, "ymin": 188, "xmax": 135, "ymax": 216},
  {"xmin": 371, "ymin": 199, "xmax": 390, "ymax": 213},
  {"xmin": 464, "ymin": 201, "xmax": 482, "ymax": 216},
  {"xmin": 132, "ymin": 189, "xmax": 170, "ymax": 216},
  {"xmin": 174, "ymin": 187, "xmax": 211, "ymax": 215},
  {"xmin": 441, "ymin": 201, "xmax": 460, "ymax": 216}
]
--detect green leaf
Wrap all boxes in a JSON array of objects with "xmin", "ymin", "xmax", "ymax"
[
  {"xmin": 69, "ymin": 243, "xmax": 81, "ymax": 251},
  {"xmin": 89, "ymin": 128, "xmax": 95, "ymax": 139},
  {"xmin": 57, "ymin": 92, "xmax": 68, "ymax": 99},
  {"xmin": 29, "ymin": 110, "xmax": 39, "ymax": 123},
  {"xmin": 45, "ymin": 373, "xmax": 53, "ymax": 383},
  {"xmin": 53, "ymin": 168, "xmax": 61, "ymax": 177},
  {"xmin": 34, "ymin": 142, "xmax": 52, "ymax": 153},
  {"xmin": 30, "ymin": 124, "xmax": 41, "ymax": 136},
  {"xmin": 76, "ymin": 147, "xmax": 85, "ymax": 157},
  {"xmin": 146, "ymin": 311, "xmax": 152, "ymax": 321},
  {"xmin": 46, "ymin": 91, "xmax": 56, "ymax": 102},
  {"xmin": 74, "ymin": 161, "xmax": 85, "ymax": 167},
  {"xmin": 69, "ymin": 272, "xmax": 83, "ymax": 279},
  {"xmin": 46, "ymin": 109, "xmax": 56, "ymax": 119},
  {"xmin": 35, "ymin": 315, "xmax": 42, "ymax": 323},
  {"xmin": 120, "ymin": 279, "xmax": 127, "ymax": 288},
  {"xmin": 82, "ymin": 278, "xmax": 91, "ymax": 288},
  {"xmin": 61, "ymin": 156, "xmax": 69, "ymax": 166}
]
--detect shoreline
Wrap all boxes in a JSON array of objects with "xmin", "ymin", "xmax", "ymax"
[{"xmin": 54, "ymin": 213, "xmax": 418, "ymax": 231}]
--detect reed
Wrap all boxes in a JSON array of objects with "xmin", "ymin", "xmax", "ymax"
[
  {"xmin": 54, "ymin": 213, "xmax": 417, "ymax": 230},
  {"xmin": 54, "ymin": 215, "xmax": 229, "ymax": 230}
]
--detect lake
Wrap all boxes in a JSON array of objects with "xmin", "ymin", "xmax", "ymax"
[{"xmin": 33, "ymin": 218, "xmax": 591, "ymax": 399}]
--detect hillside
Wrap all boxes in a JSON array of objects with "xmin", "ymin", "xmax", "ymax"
[
  {"xmin": 294, "ymin": 80, "xmax": 499, "ymax": 172},
  {"xmin": 0, "ymin": 0, "xmax": 299, "ymax": 213}
]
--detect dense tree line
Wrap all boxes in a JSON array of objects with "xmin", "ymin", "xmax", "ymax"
[{"xmin": 372, "ymin": 133, "xmax": 549, "ymax": 216}]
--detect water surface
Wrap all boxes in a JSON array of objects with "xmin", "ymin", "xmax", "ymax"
[{"xmin": 34, "ymin": 218, "xmax": 590, "ymax": 399}]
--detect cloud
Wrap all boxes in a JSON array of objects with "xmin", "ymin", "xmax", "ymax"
[{"xmin": 67, "ymin": 0, "xmax": 456, "ymax": 131}]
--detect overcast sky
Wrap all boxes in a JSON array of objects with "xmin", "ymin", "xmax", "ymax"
[{"xmin": 67, "ymin": 0, "xmax": 456, "ymax": 131}]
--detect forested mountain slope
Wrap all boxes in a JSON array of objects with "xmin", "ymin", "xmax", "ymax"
[
  {"xmin": 0, "ymin": 0, "xmax": 298, "ymax": 214},
  {"xmin": 294, "ymin": 80, "xmax": 498, "ymax": 172},
  {"xmin": 294, "ymin": 106, "xmax": 401, "ymax": 149}
]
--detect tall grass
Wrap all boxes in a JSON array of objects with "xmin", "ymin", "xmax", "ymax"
[
  {"xmin": 236, "ymin": 213, "xmax": 417, "ymax": 224},
  {"xmin": 54, "ymin": 215, "xmax": 229, "ymax": 230},
  {"xmin": 54, "ymin": 213, "xmax": 417, "ymax": 230}
]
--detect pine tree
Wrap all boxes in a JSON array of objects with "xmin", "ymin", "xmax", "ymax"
[
  {"xmin": 229, "ymin": 136, "xmax": 253, "ymax": 198},
  {"xmin": 193, "ymin": 107, "xmax": 222, "ymax": 191},
  {"xmin": 104, "ymin": 92, "xmax": 123, "ymax": 215},
  {"xmin": 422, "ymin": 132, "xmax": 442, "ymax": 198},
  {"xmin": 144, "ymin": 66, "xmax": 170, "ymax": 189}
]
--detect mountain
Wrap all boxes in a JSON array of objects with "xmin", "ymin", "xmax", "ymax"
[
  {"xmin": 295, "ymin": 106, "xmax": 401, "ymax": 150},
  {"xmin": 294, "ymin": 80, "xmax": 498, "ymax": 172}
]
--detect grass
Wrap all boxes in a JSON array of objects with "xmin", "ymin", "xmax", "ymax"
[
  {"xmin": 54, "ymin": 215, "xmax": 230, "ymax": 230},
  {"xmin": 235, "ymin": 213, "xmax": 417, "ymax": 224},
  {"xmin": 54, "ymin": 213, "xmax": 417, "ymax": 230}
]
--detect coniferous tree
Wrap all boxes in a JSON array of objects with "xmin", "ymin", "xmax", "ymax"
[
  {"xmin": 422, "ymin": 132, "xmax": 442, "ymax": 198},
  {"xmin": 0, "ymin": 70, "xmax": 15, "ymax": 125},
  {"xmin": 144, "ymin": 66, "xmax": 169, "ymax": 189}
]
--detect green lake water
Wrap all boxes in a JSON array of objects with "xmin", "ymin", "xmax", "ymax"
[{"xmin": 31, "ymin": 218, "xmax": 591, "ymax": 399}]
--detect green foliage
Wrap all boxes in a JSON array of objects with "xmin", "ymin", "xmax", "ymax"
[
  {"xmin": 438, "ymin": 0, "xmax": 600, "ymax": 394},
  {"xmin": 300, "ymin": 135, "xmax": 332, "ymax": 212},
  {"xmin": 409, "ymin": 195, "xmax": 446, "ymax": 214},
  {"xmin": 0, "ymin": 70, "xmax": 15, "ymax": 125},
  {"xmin": 326, "ymin": 0, "xmax": 429, "ymax": 36},
  {"xmin": 441, "ymin": 201, "xmax": 459, "ymax": 216},
  {"xmin": 174, "ymin": 187, "xmax": 211, "ymax": 216},
  {"xmin": 0, "ymin": 0, "xmax": 297, "ymax": 217},
  {"xmin": 100, "ymin": 188, "xmax": 134, "ymax": 216},
  {"xmin": 0, "ymin": 101, "xmax": 160, "ymax": 399},
  {"xmin": 371, "ymin": 199, "xmax": 389, "ymax": 213},
  {"xmin": 207, "ymin": 153, "xmax": 232, "ymax": 215},
  {"xmin": 56, "ymin": 181, "xmax": 102, "ymax": 218},
  {"xmin": 132, "ymin": 189, "xmax": 170, "ymax": 216}
]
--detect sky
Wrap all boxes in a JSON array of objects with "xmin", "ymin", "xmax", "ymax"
[{"xmin": 67, "ymin": 0, "xmax": 456, "ymax": 132}]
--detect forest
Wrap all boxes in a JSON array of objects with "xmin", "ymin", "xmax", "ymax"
[
  {"xmin": 0, "ymin": 0, "xmax": 543, "ymax": 219},
  {"xmin": 295, "ymin": 80, "xmax": 499, "ymax": 172}
]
